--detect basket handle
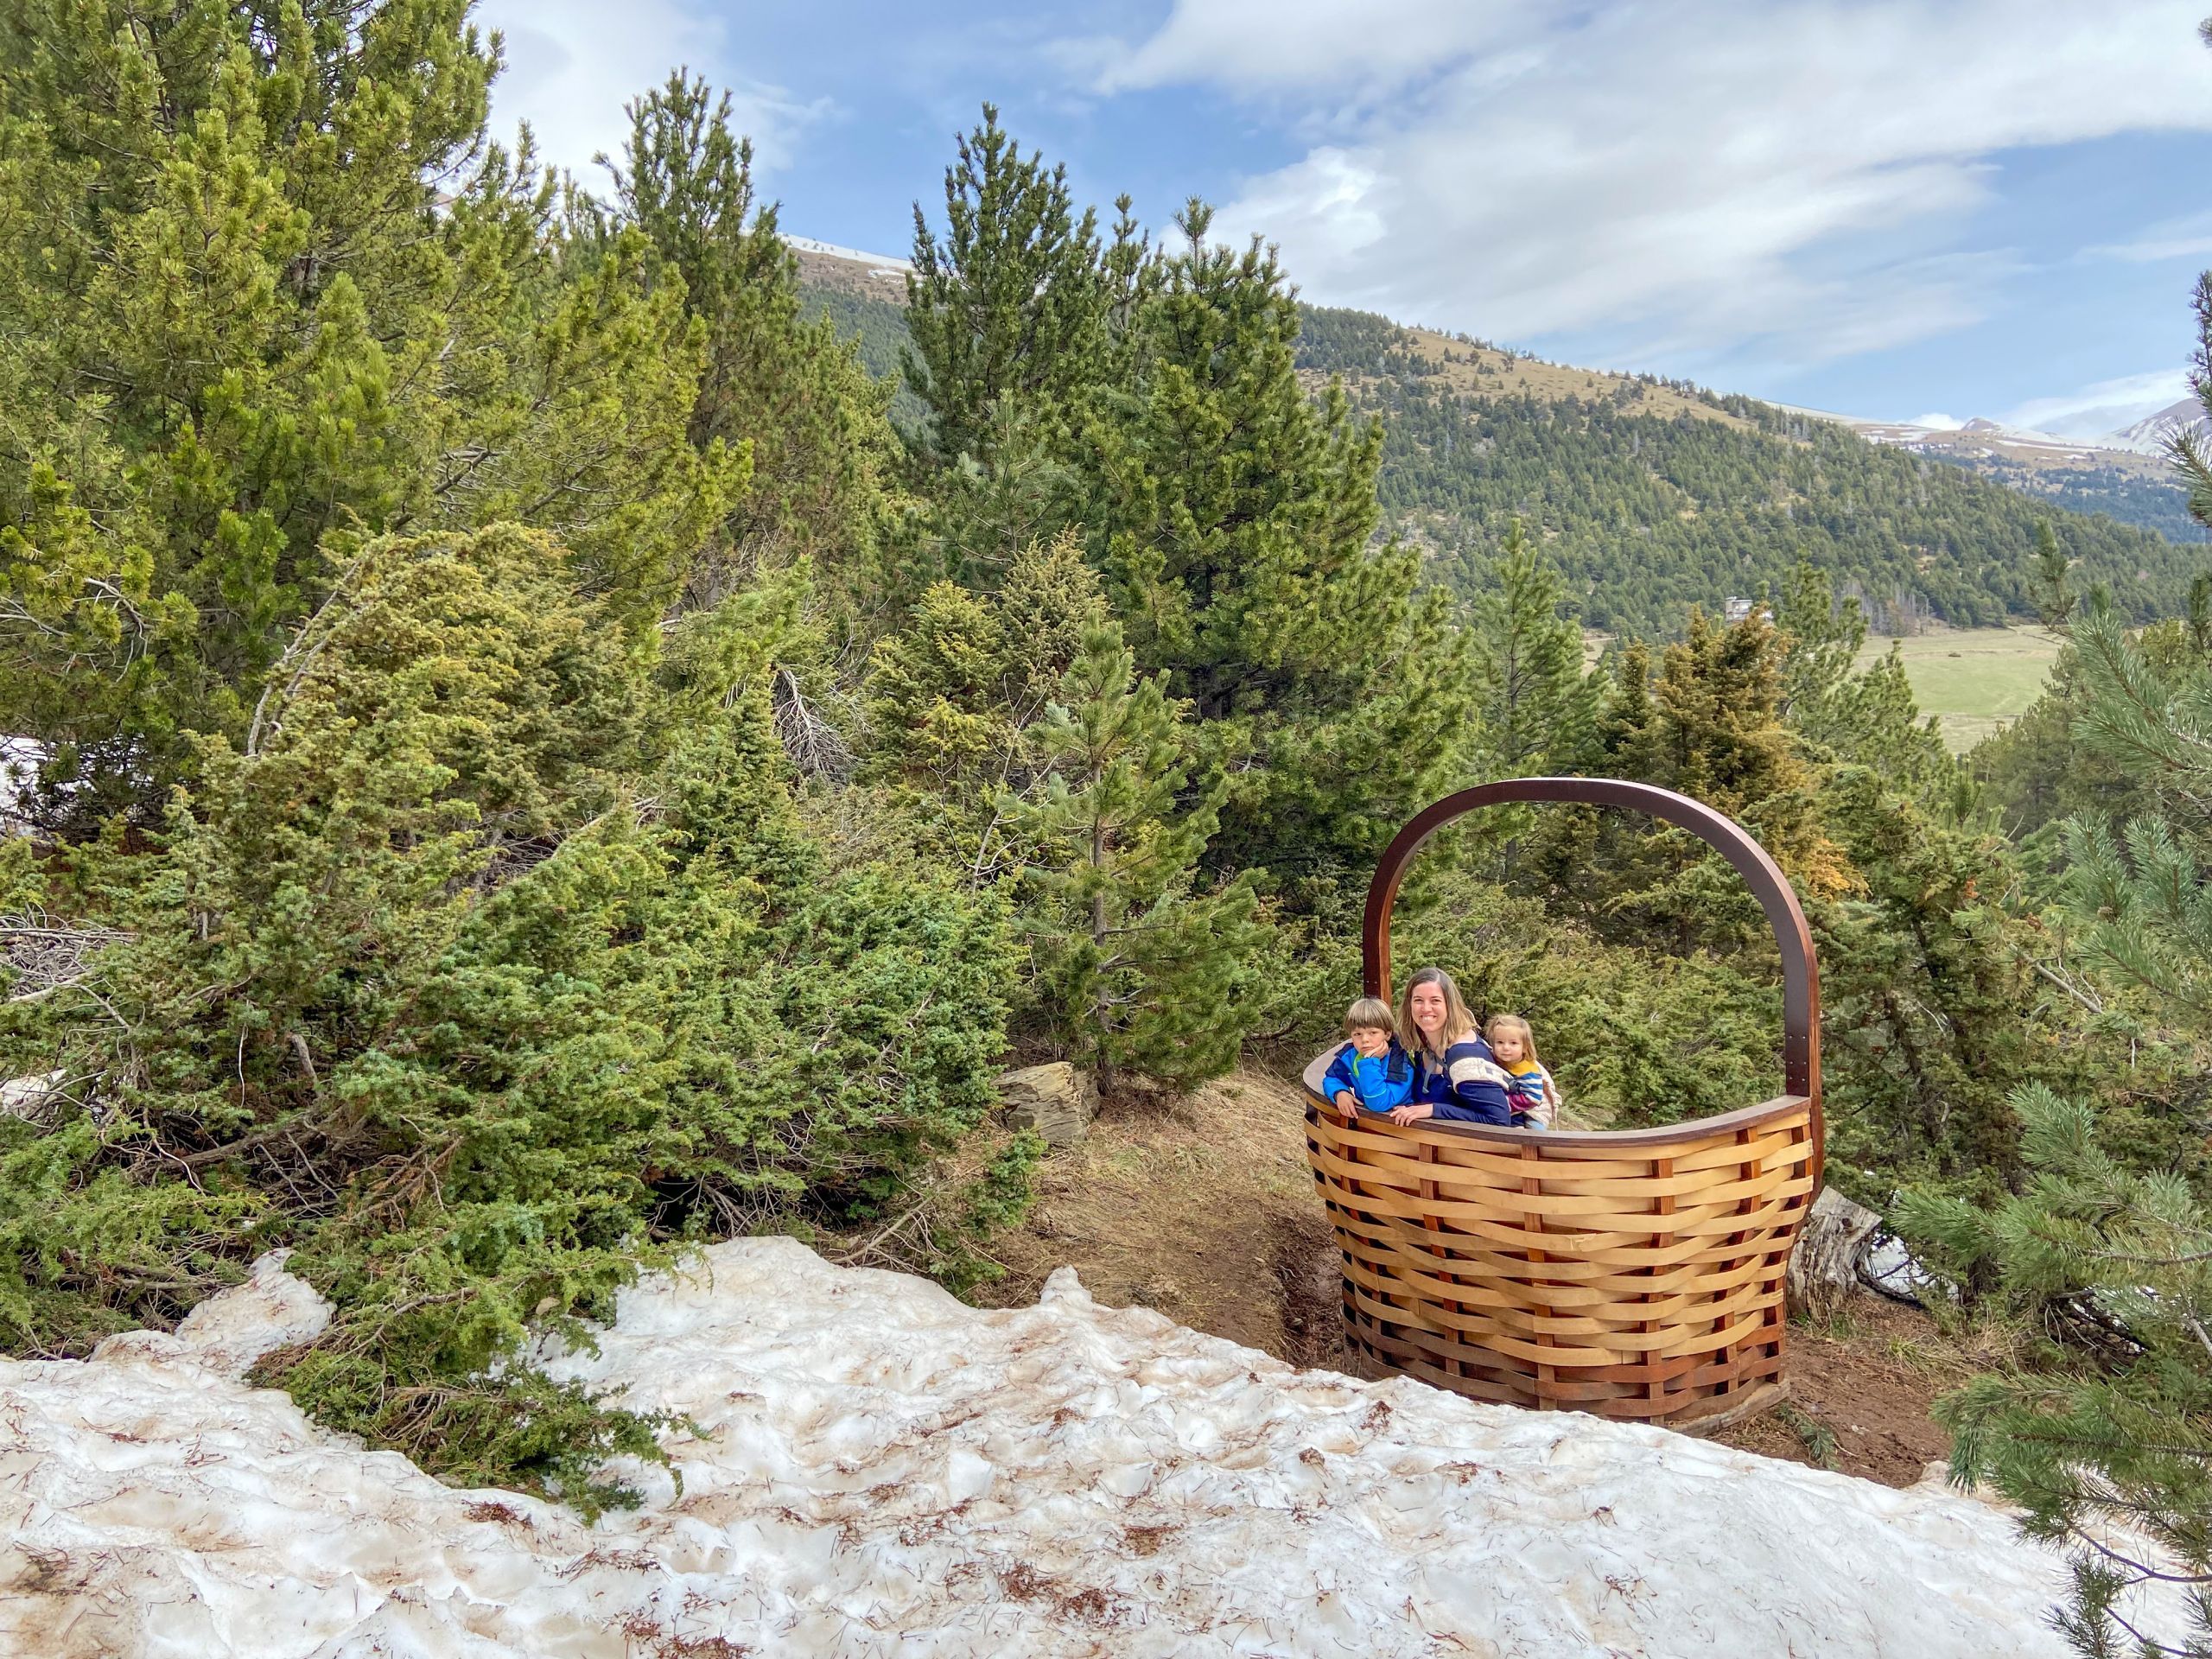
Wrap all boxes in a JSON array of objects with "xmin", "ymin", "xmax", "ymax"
[{"xmin": 1363, "ymin": 776, "xmax": 1821, "ymax": 1130}]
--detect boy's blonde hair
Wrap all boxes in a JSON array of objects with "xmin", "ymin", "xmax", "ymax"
[
  {"xmin": 1344, "ymin": 996, "xmax": 1396, "ymax": 1036},
  {"xmin": 1486, "ymin": 1013, "xmax": 1538, "ymax": 1063},
  {"xmin": 1397, "ymin": 966, "xmax": 1477, "ymax": 1058}
]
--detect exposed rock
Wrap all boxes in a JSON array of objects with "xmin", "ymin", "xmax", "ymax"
[
  {"xmin": 997, "ymin": 1060, "xmax": 1099, "ymax": 1147},
  {"xmin": 1787, "ymin": 1184, "xmax": 1885, "ymax": 1319},
  {"xmin": 0, "ymin": 1236, "xmax": 2184, "ymax": 1656}
]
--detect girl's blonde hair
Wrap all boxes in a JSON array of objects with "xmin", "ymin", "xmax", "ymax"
[
  {"xmin": 1397, "ymin": 966, "xmax": 1477, "ymax": 1058},
  {"xmin": 1485, "ymin": 1013, "xmax": 1538, "ymax": 1064}
]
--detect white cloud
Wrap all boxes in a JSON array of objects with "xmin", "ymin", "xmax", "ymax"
[
  {"xmin": 1909, "ymin": 412, "xmax": 1965, "ymax": 429},
  {"xmin": 1996, "ymin": 367, "xmax": 2194, "ymax": 438},
  {"xmin": 2087, "ymin": 212, "xmax": 2212, "ymax": 264},
  {"xmin": 475, "ymin": 0, "xmax": 829, "ymax": 188},
  {"xmin": 1085, "ymin": 1, "xmax": 2212, "ymax": 367}
]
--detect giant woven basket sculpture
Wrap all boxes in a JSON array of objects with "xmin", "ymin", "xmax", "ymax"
[{"xmin": 1303, "ymin": 778, "xmax": 1821, "ymax": 1430}]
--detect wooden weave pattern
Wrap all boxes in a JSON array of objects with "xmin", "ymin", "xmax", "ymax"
[{"xmin": 1301, "ymin": 1060, "xmax": 1817, "ymax": 1427}]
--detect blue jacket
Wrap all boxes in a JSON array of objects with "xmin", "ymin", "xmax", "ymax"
[
  {"xmin": 1322, "ymin": 1039, "xmax": 1414, "ymax": 1115},
  {"xmin": 1413, "ymin": 1036, "xmax": 1515, "ymax": 1125}
]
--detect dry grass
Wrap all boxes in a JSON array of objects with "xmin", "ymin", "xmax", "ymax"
[{"xmin": 1306, "ymin": 323, "xmax": 1755, "ymax": 434}]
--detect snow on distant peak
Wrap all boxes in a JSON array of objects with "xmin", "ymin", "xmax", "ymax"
[
  {"xmin": 787, "ymin": 233, "xmax": 912, "ymax": 274},
  {"xmin": 0, "ymin": 1236, "xmax": 2183, "ymax": 1656},
  {"xmin": 2109, "ymin": 396, "xmax": 2210, "ymax": 455}
]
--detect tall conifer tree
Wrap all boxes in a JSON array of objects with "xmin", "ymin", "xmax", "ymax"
[
  {"xmin": 1469, "ymin": 519, "xmax": 1599, "ymax": 774},
  {"xmin": 1083, "ymin": 201, "xmax": 1474, "ymax": 887},
  {"xmin": 597, "ymin": 72, "xmax": 895, "ymax": 610},
  {"xmin": 0, "ymin": 3, "xmax": 734, "ymax": 833},
  {"xmin": 1011, "ymin": 626, "xmax": 1262, "ymax": 1088},
  {"xmin": 902, "ymin": 105, "xmax": 1108, "ymax": 479}
]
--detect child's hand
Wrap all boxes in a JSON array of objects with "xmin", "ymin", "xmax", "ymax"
[{"xmin": 1389, "ymin": 1102, "xmax": 1433, "ymax": 1125}]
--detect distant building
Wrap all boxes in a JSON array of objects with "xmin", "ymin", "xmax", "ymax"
[{"xmin": 1723, "ymin": 596, "xmax": 1764, "ymax": 625}]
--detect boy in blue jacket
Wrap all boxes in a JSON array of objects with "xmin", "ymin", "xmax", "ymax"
[{"xmin": 1322, "ymin": 998, "xmax": 1414, "ymax": 1118}]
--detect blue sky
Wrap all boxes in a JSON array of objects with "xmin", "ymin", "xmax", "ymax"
[{"xmin": 480, "ymin": 0, "xmax": 2212, "ymax": 436}]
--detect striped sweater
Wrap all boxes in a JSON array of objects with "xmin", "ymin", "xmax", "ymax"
[{"xmin": 1504, "ymin": 1059, "xmax": 1557, "ymax": 1129}]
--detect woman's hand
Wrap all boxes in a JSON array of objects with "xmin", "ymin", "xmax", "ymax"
[{"xmin": 1389, "ymin": 1102, "xmax": 1434, "ymax": 1125}]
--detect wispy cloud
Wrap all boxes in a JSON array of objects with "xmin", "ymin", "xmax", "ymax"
[
  {"xmin": 2086, "ymin": 211, "xmax": 2212, "ymax": 264},
  {"xmin": 1998, "ymin": 368, "xmax": 2193, "ymax": 437},
  {"xmin": 1077, "ymin": 0, "xmax": 2212, "ymax": 367},
  {"xmin": 476, "ymin": 0, "xmax": 831, "ymax": 187}
]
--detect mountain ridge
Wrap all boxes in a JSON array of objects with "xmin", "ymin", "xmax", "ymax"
[{"xmin": 793, "ymin": 243, "xmax": 2202, "ymax": 629}]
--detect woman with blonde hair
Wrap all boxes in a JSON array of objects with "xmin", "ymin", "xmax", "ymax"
[{"xmin": 1387, "ymin": 965, "xmax": 1514, "ymax": 1126}]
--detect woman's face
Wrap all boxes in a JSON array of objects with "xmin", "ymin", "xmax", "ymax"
[{"xmin": 1408, "ymin": 982, "xmax": 1447, "ymax": 1039}]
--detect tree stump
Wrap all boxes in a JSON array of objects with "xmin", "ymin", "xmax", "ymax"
[
  {"xmin": 997, "ymin": 1063, "xmax": 1100, "ymax": 1148},
  {"xmin": 1786, "ymin": 1185, "xmax": 1883, "ymax": 1320}
]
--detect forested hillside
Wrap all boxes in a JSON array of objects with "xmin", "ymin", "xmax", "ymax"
[
  {"xmin": 1931, "ymin": 451, "xmax": 2201, "ymax": 544},
  {"xmin": 1291, "ymin": 309, "xmax": 2198, "ymax": 634},
  {"xmin": 802, "ymin": 282, "xmax": 2196, "ymax": 635}
]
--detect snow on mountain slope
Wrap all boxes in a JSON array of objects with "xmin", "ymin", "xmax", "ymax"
[
  {"xmin": 785, "ymin": 234, "xmax": 911, "ymax": 274},
  {"xmin": 2111, "ymin": 395, "xmax": 2210, "ymax": 454},
  {"xmin": 0, "ymin": 1238, "xmax": 2177, "ymax": 1657}
]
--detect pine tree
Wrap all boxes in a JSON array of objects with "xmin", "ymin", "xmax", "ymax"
[
  {"xmin": 901, "ymin": 105, "xmax": 1107, "ymax": 480},
  {"xmin": 1899, "ymin": 1086, "xmax": 2212, "ymax": 1656},
  {"xmin": 1774, "ymin": 561, "xmax": 1954, "ymax": 803},
  {"xmin": 861, "ymin": 533, "xmax": 1106, "ymax": 871},
  {"xmin": 1623, "ymin": 608, "xmax": 1856, "ymax": 900},
  {"xmin": 2032, "ymin": 519, "xmax": 2076, "ymax": 632},
  {"xmin": 2172, "ymin": 270, "xmax": 2212, "ymax": 531},
  {"xmin": 0, "ymin": 5, "xmax": 735, "ymax": 834},
  {"xmin": 1082, "ymin": 202, "xmax": 1475, "ymax": 888},
  {"xmin": 595, "ymin": 72, "xmax": 895, "ymax": 612},
  {"xmin": 2054, "ymin": 604, "xmax": 2212, "ymax": 1028},
  {"xmin": 1011, "ymin": 626, "xmax": 1262, "ymax": 1089},
  {"xmin": 1468, "ymin": 518, "xmax": 1599, "ymax": 774},
  {"xmin": 1537, "ymin": 611, "xmax": 1856, "ymax": 960},
  {"xmin": 1900, "ymin": 192, "xmax": 2212, "ymax": 1647}
]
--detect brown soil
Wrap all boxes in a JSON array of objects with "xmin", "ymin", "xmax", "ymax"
[
  {"xmin": 1713, "ymin": 1294, "xmax": 1969, "ymax": 1485},
  {"xmin": 970, "ymin": 1071, "xmax": 1349, "ymax": 1369},
  {"xmin": 976, "ymin": 1067, "xmax": 1968, "ymax": 1490}
]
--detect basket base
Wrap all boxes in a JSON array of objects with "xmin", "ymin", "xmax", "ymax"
[
  {"xmin": 1338, "ymin": 1329, "xmax": 1791, "ymax": 1436},
  {"xmin": 1662, "ymin": 1378, "xmax": 1790, "ymax": 1438}
]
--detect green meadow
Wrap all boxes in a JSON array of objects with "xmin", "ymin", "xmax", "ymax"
[{"xmin": 1856, "ymin": 626, "xmax": 2065, "ymax": 753}]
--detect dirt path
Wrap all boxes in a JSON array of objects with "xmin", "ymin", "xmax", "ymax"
[
  {"xmin": 972, "ymin": 1071, "xmax": 1345, "ymax": 1366},
  {"xmin": 976, "ymin": 1068, "xmax": 1963, "ymax": 1489}
]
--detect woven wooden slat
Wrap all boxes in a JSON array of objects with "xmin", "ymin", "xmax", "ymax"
[
  {"xmin": 1322, "ymin": 778, "xmax": 1823, "ymax": 1428},
  {"xmin": 1305, "ymin": 1063, "xmax": 1815, "ymax": 1427}
]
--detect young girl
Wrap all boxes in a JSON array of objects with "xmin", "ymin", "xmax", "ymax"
[
  {"xmin": 1387, "ymin": 966, "xmax": 1514, "ymax": 1126},
  {"xmin": 1486, "ymin": 1014, "xmax": 1560, "ymax": 1130}
]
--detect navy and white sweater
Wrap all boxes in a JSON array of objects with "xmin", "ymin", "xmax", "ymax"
[{"xmin": 1411, "ymin": 1035, "xmax": 1515, "ymax": 1125}]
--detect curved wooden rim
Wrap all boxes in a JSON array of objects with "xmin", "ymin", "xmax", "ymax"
[
  {"xmin": 1299, "ymin": 1052, "xmax": 1810, "ymax": 1148},
  {"xmin": 1360, "ymin": 776, "xmax": 1821, "ymax": 1188}
]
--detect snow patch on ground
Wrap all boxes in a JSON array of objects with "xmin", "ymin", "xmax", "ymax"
[{"xmin": 0, "ymin": 1237, "xmax": 2171, "ymax": 1656}]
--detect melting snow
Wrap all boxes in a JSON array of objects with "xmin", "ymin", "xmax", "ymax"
[{"xmin": 0, "ymin": 1237, "xmax": 2169, "ymax": 1656}]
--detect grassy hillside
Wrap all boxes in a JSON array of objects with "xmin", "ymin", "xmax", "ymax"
[
  {"xmin": 797, "ymin": 270, "xmax": 2197, "ymax": 638},
  {"xmin": 1855, "ymin": 627, "xmax": 2065, "ymax": 752}
]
